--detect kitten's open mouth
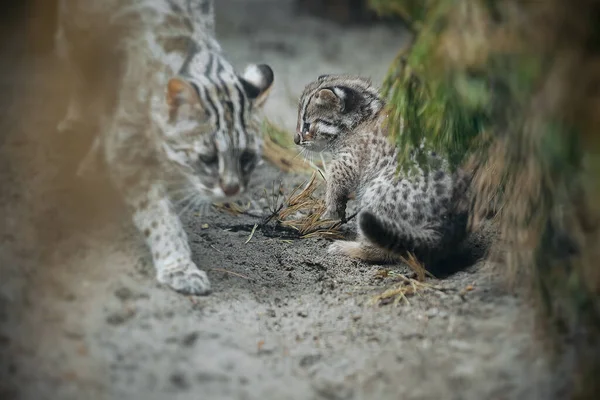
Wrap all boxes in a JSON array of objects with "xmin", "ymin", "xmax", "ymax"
[{"xmin": 294, "ymin": 133, "xmax": 313, "ymax": 148}]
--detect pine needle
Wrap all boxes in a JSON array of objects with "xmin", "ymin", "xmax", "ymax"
[{"xmin": 245, "ymin": 223, "xmax": 258, "ymax": 244}]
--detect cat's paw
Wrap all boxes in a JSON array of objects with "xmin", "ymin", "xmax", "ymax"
[
  {"xmin": 327, "ymin": 240, "xmax": 356, "ymax": 256},
  {"xmin": 157, "ymin": 263, "xmax": 212, "ymax": 296},
  {"xmin": 327, "ymin": 241, "xmax": 344, "ymax": 255}
]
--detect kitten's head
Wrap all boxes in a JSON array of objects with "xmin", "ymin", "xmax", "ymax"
[
  {"xmin": 295, "ymin": 74, "xmax": 383, "ymax": 152},
  {"xmin": 162, "ymin": 62, "xmax": 273, "ymax": 200}
]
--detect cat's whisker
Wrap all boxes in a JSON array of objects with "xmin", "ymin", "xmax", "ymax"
[
  {"xmin": 319, "ymin": 153, "xmax": 328, "ymax": 174},
  {"xmin": 175, "ymin": 199, "xmax": 195, "ymax": 216},
  {"xmin": 198, "ymin": 202, "xmax": 211, "ymax": 216},
  {"xmin": 292, "ymin": 149, "xmax": 306, "ymax": 161},
  {"xmin": 178, "ymin": 195, "xmax": 198, "ymax": 217},
  {"xmin": 169, "ymin": 187, "xmax": 195, "ymax": 199},
  {"xmin": 189, "ymin": 196, "xmax": 203, "ymax": 216}
]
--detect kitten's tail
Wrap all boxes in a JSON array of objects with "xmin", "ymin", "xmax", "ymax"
[{"xmin": 358, "ymin": 211, "xmax": 443, "ymax": 260}]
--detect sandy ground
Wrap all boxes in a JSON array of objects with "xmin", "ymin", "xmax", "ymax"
[{"xmin": 0, "ymin": 1, "xmax": 559, "ymax": 399}]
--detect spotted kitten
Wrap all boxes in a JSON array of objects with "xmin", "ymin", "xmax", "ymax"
[
  {"xmin": 295, "ymin": 75, "xmax": 469, "ymax": 266},
  {"xmin": 56, "ymin": 0, "xmax": 274, "ymax": 295}
]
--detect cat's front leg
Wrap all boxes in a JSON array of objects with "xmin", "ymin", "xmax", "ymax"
[
  {"xmin": 323, "ymin": 161, "xmax": 353, "ymax": 221},
  {"xmin": 127, "ymin": 182, "xmax": 211, "ymax": 296}
]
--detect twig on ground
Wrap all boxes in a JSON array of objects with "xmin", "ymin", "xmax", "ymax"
[{"xmin": 245, "ymin": 223, "xmax": 258, "ymax": 244}]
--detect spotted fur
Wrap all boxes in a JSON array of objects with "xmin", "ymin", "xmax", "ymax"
[
  {"xmin": 296, "ymin": 75, "xmax": 469, "ymax": 266},
  {"xmin": 56, "ymin": 0, "xmax": 274, "ymax": 295}
]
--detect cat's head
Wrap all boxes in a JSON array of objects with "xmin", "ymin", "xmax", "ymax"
[
  {"xmin": 295, "ymin": 74, "xmax": 382, "ymax": 152},
  {"xmin": 162, "ymin": 63, "xmax": 273, "ymax": 200}
]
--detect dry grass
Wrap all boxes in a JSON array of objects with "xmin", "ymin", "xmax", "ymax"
[
  {"xmin": 369, "ymin": 252, "xmax": 439, "ymax": 306},
  {"xmin": 399, "ymin": 252, "xmax": 434, "ymax": 282},
  {"xmin": 277, "ymin": 172, "xmax": 345, "ymax": 239},
  {"xmin": 370, "ymin": 269, "xmax": 447, "ymax": 306}
]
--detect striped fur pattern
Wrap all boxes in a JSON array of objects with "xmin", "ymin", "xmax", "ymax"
[
  {"xmin": 56, "ymin": 0, "xmax": 274, "ymax": 295},
  {"xmin": 296, "ymin": 75, "xmax": 469, "ymax": 266}
]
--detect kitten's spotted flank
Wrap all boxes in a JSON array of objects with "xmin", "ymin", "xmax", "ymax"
[
  {"xmin": 56, "ymin": 0, "xmax": 274, "ymax": 295},
  {"xmin": 296, "ymin": 74, "xmax": 469, "ymax": 266}
]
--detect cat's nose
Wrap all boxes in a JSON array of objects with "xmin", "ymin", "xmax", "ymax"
[
  {"xmin": 294, "ymin": 132, "xmax": 301, "ymax": 144},
  {"xmin": 220, "ymin": 182, "xmax": 240, "ymax": 196}
]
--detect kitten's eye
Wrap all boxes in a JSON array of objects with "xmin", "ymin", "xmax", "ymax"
[
  {"xmin": 302, "ymin": 122, "xmax": 310, "ymax": 133},
  {"xmin": 199, "ymin": 153, "xmax": 218, "ymax": 166},
  {"xmin": 240, "ymin": 151, "xmax": 256, "ymax": 172}
]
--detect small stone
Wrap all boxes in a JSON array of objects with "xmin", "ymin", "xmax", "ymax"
[
  {"xmin": 426, "ymin": 308, "xmax": 439, "ymax": 318},
  {"xmin": 257, "ymin": 341, "xmax": 276, "ymax": 355},
  {"xmin": 201, "ymin": 224, "xmax": 209, "ymax": 229},
  {"xmin": 106, "ymin": 309, "xmax": 135, "ymax": 325},
  {"xmin": 297, "ymin": 311, "xmax": 308, "ymax": 318},
  {"xmin": 182, "ymin": 332, "xmax": 199, "ymax": 347},
  {"xmin": 114, "ymin": 287, "xmax": 134, "ymax": 301},
  {"xmin": 169, "ymin": 372, "xmax": 189, "ymax": 390},
  {"xmin": 299, "ymin": 354, "xmax": 322, "ymax": 368},
  {"xmin": 266, "ymin": 309, "xmax": 276, "ymax": 318}
]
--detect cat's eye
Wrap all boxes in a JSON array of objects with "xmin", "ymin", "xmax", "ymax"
[
  {"xmin": 240, "ymin": 151, "xmax": 256, "ymax": 172},
  {"xmin": 302, "ymin": 122, "xmax": 310, "ymax": 133},
  {"xmin": 199, "ymin": 153, "xmax": 218, "ymax": 165}
]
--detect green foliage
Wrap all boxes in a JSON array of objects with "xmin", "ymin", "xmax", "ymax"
[
  {"xmin": 383, "ymin": 60, "xmax": 488, "ymax": 171},
  {"xmin": 377, "ymin": 0, "xmax": 490, "ymax": 171},
  {"xmin": 373, "ymin": 0, "xmax": 555, "ymax": 174}
]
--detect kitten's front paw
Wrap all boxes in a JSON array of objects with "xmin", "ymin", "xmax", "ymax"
[
  {"xmin": 327, "ymin": 241, "xmax": 346, "ymax": 255},
  {"xmin": 157, "ymin": 263, "xmax": 211, "ymax": 296}
]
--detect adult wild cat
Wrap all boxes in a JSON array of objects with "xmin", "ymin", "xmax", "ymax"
[{"xmin": 56, "ymin": 0, "xmax": 274, "ymax": 295}]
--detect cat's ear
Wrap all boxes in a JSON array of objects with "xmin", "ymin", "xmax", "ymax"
[
  {"xmin": 166, "ymin": 77, "xmax": 199, "ymax": 109},
  {"xmin": 315, "ymin": 88, "xmax": 341, "ymax": 108},
  {"xmin": 315, "ymin": 87, "xmax": 353, "ymax": 112},
  {"xmin": 166, "ymin": 77, "xmax": 201, "ymax": 120},
  {"xmin": 239, "ymin": 64, "xmax": 274, "ymax": 109}
]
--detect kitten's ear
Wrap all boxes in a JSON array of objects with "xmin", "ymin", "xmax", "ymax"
[
  {"xmin": 166, "ymin": 77, "xmax": 199, "ymax": 108},
  {"xmin": 239, "ymin": 64, "xmax": 274, "ymax": 109},
  {"xmin": 315, "ymin": 88, "xmax": 341, "ymax": 108},
  {"xmin": 317, "ymin": 74, "xmax": 331, "ymax": 81}
]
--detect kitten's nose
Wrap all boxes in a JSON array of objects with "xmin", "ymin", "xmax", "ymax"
[
  {"xmin": 220, "ymin": 182, "xmax": 240, "ymax": 196},
  {"xmin": 294, "ymin": 132, "xmax": 301, "ymax": 145}
]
